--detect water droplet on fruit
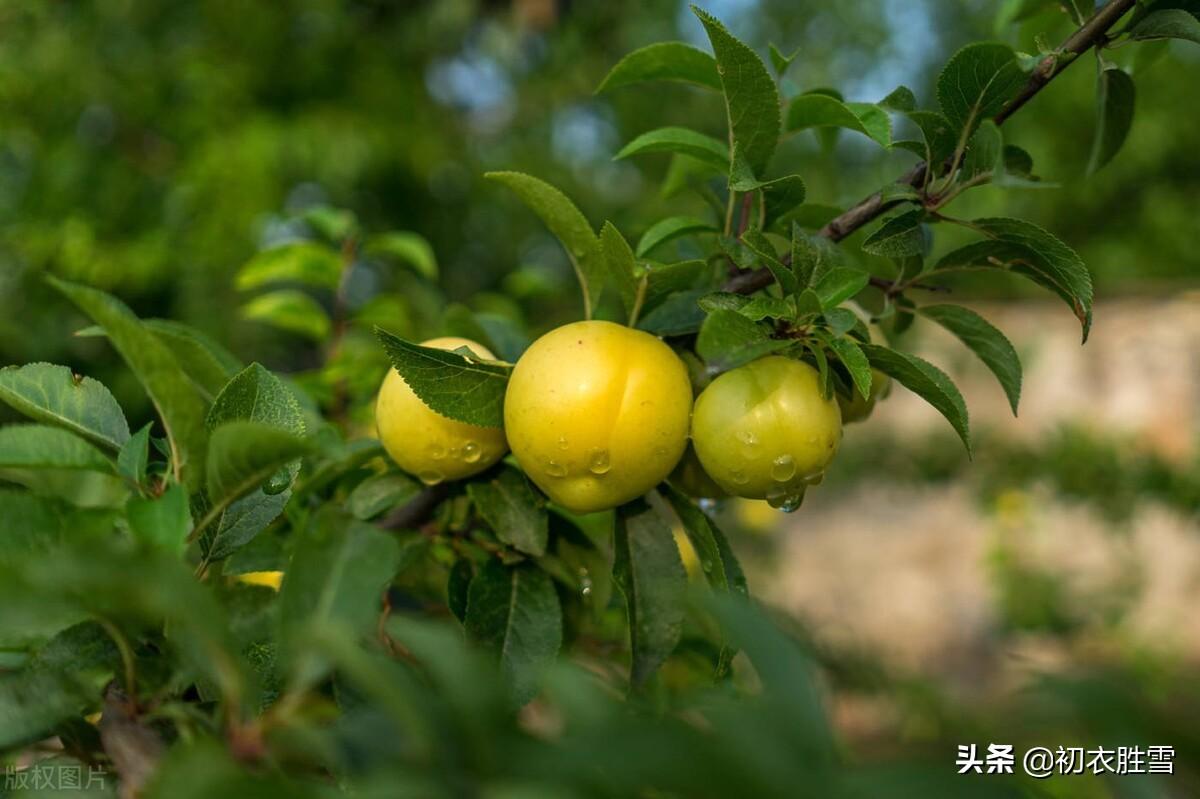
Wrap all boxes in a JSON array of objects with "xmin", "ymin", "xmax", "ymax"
[
  {"xmin": 557, "ymin": 436, "xmax": 569, "ymax": 450},
  {"xmin": 418, "ymin": 469, "xmax": 444, "ymax": 486},
  {"xmin": 736, "ymin": 430, "xmax": 758, "ymax": 447},
  {"xmin": 806, "ymin": 436, "xmax": 818, "ymax": 445},
  {"xmin": 771, "ymin": 454, "xmax": 796, "ymax": 482},
  {"xmin": 462, "ymin": 441, "xmax": 481, "ymax": 463},
  {"xmin": 767, "ymin": 484, "xmax": 806, "ymax": 512},
  {"xmin": 427, "ymin": 443, "xmax": 446, "ymax": 460},
  {"xmin": 579, "ymin": 567, "xmax": 593, "ymax": 598},
  {"xmin": 546, "ymin": 460, "xmax": 567, "ymax": 478},
  {"xmin": 731, "ymin": 469, "xmax": 749, "ymax": 485},
  {"xmin": 587, "ymin": 448, "xmax": 611, "ymax": 475},
  {"xmin": 805, "ymin": 472, "xmax": 825, "ymax": 486}
]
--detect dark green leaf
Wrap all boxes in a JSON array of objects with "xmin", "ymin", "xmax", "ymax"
[
  {"xmin": 143, "ymin": 320, "xmax": 243, "ymax": 400},
  {"xmin": 205, "ymin": 421, "xmax": 308, "ymax": 508},
  {"xmin": 126, "ymin": 483, "xmax": 192, "ymax": 554},
  {"xmin": 465, "ymin": 560, "xmax": 562, "ymax": 706},
  {"xmin": 906, "ymin": 110, "xmax": 957, "ymax": 165},
  {"xmin": 879, "ymin": 85, "xmax": 917, "ymax": 112},
  {"xmin": 467, "ymin": 465, "xmax": 549, "ymax": 557},
  {"xmin": 861, "ymin": 344, "xmax": 971, "ymax": 455},
  {"xmin": 614, "ymin": 501, "xmax": 686, "ymax": 688},
  {"xmin": 375, "ymin": 327, "xmax": 511, "ymax": 428},
  {"xmin": 813, "ymin": 268, "xmax": 871, "ymax": 309},
  {"xmin": 821, "ymin": 333, "xmax": 873, "ymax": 400},
  {"xmin": 636, "ymin": 289, "xmax": 708, "ymax": 336},
  {"xmin": 1129, "ymin": 8, "xmax": 1200, "ymax": 45},
  {"xmin": 741, "ymin": 230, "xmax": 797, "ymax": 295},
  {"xmin": 485, "ymin": 172, "xmax": 603, "ymax": 320},
  {"xmin": 596, "ymin": 42, "xmax": 722, "ymax": 92},
  {"xmin": 760, "ymin": 175, "xmax": 807, "ymax": 228},
  {"xmin": 696, "ymin": 310, "xmax": 790, "ymax": 374},
  {"xmin": 614, "ymin": 126, "xmax": 730, "ymax": 171},
  {"xmin": 861, "ymin": 208, "xmax": 926, "ymax": 258},
  {"xmin": 936, "ymin": 42, "xmax": 1027, "ymax": 135},
  {"xmin": 791, "ymin": 222, "xmax": 821, "ymax": 287},
  {"xmin": 694, "ymin": 6, "xmax": 781, "ymax": 176},
  {"xmin": 118, "ymin": 422, "xmax": 152, "ymax": 486},
  {"xmin": 919, "ymin": 304, "xmax": 1022, "ymax": 415},
  {"xmin": 768, "ymin": 43, "xmax": 798, "ymax": 76},
  {"xmin": 348, "ymin": 471, "xmax": 422, "ymax": 521},
  {"xmin": 0, "ymin": 424, "xmax": 114, "ymax": 472},
  {"xmin": 600, "ymin": 221, "xmax": 641, "ymax": 319},
  {"xmin": 662, "ymin": 486, "xmax": 747, "ymax": 598},
  {"xmin": 962, "ymin": 120, "xmax": 1003, "ymax": 181},
  {"xmin": 785, "ymin": 94, "xmax": 891, "ymax": 147},
  {"xmin": 1087, "ymin": 67, "xmax": 1135, "ymax": 175}
]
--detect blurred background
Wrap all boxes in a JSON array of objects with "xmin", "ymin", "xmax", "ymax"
[{"xmin": 2, "ymin": 0, "xmax": 1199, "ymax": 770}]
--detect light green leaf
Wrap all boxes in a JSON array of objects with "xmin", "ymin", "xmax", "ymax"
[
  {"xmin": 820, "ymin": 333, "xmax": 873, "ymax": 400},
  {"xmin": 236, "ymin": 241, "xmax": 344, "ymax": 291},
  {"xmin": 364, "ymin": 231, "xmax": 439, "ymax": 280},
  {"xmin": 813, "ymin": 267, "xmax": 871, "ymax": 309},
  {"xmin": 302, "ymin": 204, "xmax": 359, "ymax": 243},
  {"xmin": 614, "ymin": 501, "xmax": 686, "ymax": 688},
  {"xmin": 118, "ymin": 422, "xmax": 152, "ymax": 486},
  {"xmin": 919, "ymin": 304, "xmax": 1022, "ymax": 415},
  {"xmin": 465, "ymin": 560, "xmax": 562, "ymax": 707},
  {"xmin": 0, "ymin": 424, "xmax": 114, "ymax": 472},
  {"xmin": 768, "ymin": 43, "xmax": 798, "ymax": 76},
  {"xmin": 635, "ymin": 216, "xmax": 717, "ymax": 258},
  {"xmin": 467, "ymin": 465, "xmax": 549, "ymax": 557},
  {"xmin": 375, "ymin": 327, "xmax": 511, "ymax": 428},
  {"xmin": 127, "ymin": 483, "xmax": 192, "ymax": 554},
  {"xmin": 741, "ymin": 230, "xmax": 797, "ymax": 296},
  {"xmin": 240, "ymin": 289, "xmax": 332, "ymax": 341},
  {"xmin": 348, "ymin": 471, "xmax": 422, "ymax": 521},
  {"xmin": 785, "ymin": 93, "xmax": 891, "ymax": 147},
  {"xmin": 600, "ymin": 221, "xmax": 641, "ymax": 320},
  {"xmin": 49, "ymin": 277, "xmax": 209, "ymax": 491},
  {"xmin": 696, "ymin": 310, "xmax": 790, "ymax": 374},
  {"xmin": 0, "ymin": 363, "xmax": 130, "ymax": 452},
  {"xmin": 143, "ymin": 320, "xmax": 242, "ymax": 400},
  {"xmin": 861, "ymin": 344, "xmax": 971, "ymax": 455},
  {"xmin": 861, "ymin": 208, "xmax": 926, "ymax": 258},
  {"xmin": 1087, "ymin": 66, "xmax": 1135, "ymax": 175},
  {"xmin": 614, "ymin": 126, "xmax": 730, "ymax": 171},
  {"xmin": 1130, "ymin": 8, "xmax": 1200, "ymax": 45},
  {"xmin": 595, "ymin": 42, "xmax": 722, "ymax": 92},
  {"xmin": 936, "ymin": 42, "xmax": 1027, "ymax": 135},
  {"xmin": 486, "ymin": 171, "xmax": 603, "ymax": 320},
  {"xmin": 694, "ymin": 6, "xmax": 782, "ymax": 176}
]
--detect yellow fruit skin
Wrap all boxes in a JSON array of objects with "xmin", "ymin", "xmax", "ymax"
[
  {"xmin": 838, "ymin": 368, "xmax": 892, "ymax": 424},
  {"xmin": 691, "ymin": 356, "xmax": 842, "ymax": 501},
  {"xmin": 504, "ymin": 321, "xmax": 692, "ymax": 514},
  {"xmin": 375, "ymin": 337, "xmax": 508, "ymax": 483},
  {"xmin": 235, "ymin": 571, "xmax": 284, "ymax": 591}
]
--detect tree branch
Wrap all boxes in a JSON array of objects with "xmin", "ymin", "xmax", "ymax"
[{"xmin": 724, "ymin": 0, "xmax": 1138, "ymax": 295}]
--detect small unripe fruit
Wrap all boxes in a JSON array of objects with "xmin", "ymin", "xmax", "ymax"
[
  {"xmin": 691, "ymin": 356, "xmax": 841, "ymax": 510},
  {"xmin": 838, "ymin": 368, "xmax": 892, "ymax": 423},
  {"xmin": 375, "ymin": 337, "xmax": 508, "ymax": 484},
  {"xmin": 504, "ymin": 320, "xmax": 692, "ymax": 514}
]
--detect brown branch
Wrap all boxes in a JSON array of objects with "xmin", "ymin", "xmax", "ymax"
[{"xmin": 724, "ymin": 0, "xmax": 1137, "ymax": 295}]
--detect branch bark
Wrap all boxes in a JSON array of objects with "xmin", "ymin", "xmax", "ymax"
[{"xmin": 723, "ymin": 0, "xmax": 1138, "ymax": 295}]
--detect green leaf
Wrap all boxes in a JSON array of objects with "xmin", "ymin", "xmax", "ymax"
[
  {"xmin": 641, "ymin": 259, "xmax": 711, "ymax": 310},
  {"xmin": 0, "ymin": 363, "xmax": 130, "ymax": 452},
  {"xmin": 348, "ymin": 471, "xmax": 422, "ymax": 521},
  {"xmin": 614, "ymin": 501, "xmax": 686, "ymax": 688},
  {"xmin": 741, "ymin": 229, "xmax": 797, "ymax": 296},
  {"xmin": 49, "ymin": 277, "xmax": 209, "ymax": 490},
  {"xmin": 934, "ymin": 218, "xmax": 1093, "ymax": 340},
  {"xmin": 1087, "ymin": 67, "xmax": 1135, "ymax": 175},
  {"xmin": 791, "ymin": 223, "xmax": 821, "ymax": 287},
  {"xmin": 768, "ymin": 43, "xmax": 798, "ymax": 76},
  {"xmin": 118, "ymin": 422, "xmax": 152, "ymax": 486},
  {"xmin": 919, "ymin": 304, "xmax": 1022, "ymax": 415},
  {"xmin": 302, "ymin": 204, "xmax": 359, "ymax": 243},
  {"xmin": 143, "ymin": 320, "xmax": 243, "ymax": 400},
  {"xmin": 906, "ymin": 110, "xmax": 957, "ymax": 165},
  {"xmin": 820, "ymin": 333, "xmax": 873, "ymax": 400},
  {"xmin": 595, "ymin": 42, "xmax": 722, "ymax": 93},
  {"xmin": 465, "ymin": 560, "xmax": 562, "ymax": 707},
  {"xmin": 879, "ymin": 85, "xmax": 917, "ymax": 112},
  {"xmin": 1129, "ymin": 8, "xmax": 1200, "ymax": 45},
  {"xmin": 696, "ymin": 310, "xmax": 791, "ymax": 374},
  {"xmin": 694, "ymin": 6, "xmax": 782, "ymax": 177},
  {"xmin": 861, "ymin": 208, "xmax": 926, "ymax": 258},
  {"xmin": 240, "ymin": 289, "xmax": 332, "ymax": 341},
  {"xmin": 235, "ymin": 241, "xmax": 344, "ymax": 291},
  {"xmin": 0, "ymin": 424, "xmax": 114, "ymax": 472},
  {"xmin": 636, "ymin": 289, "xmax": 708, "ymax": 336},
  {"xmin": 614, "ymin": 126, "xmax": 730, "ymax": 171},
  {"xmin": 279, "ymin": 510, "xmax": 401, "ymax": 682},
  {"xmin": 205, "ymin": 421, "xmax": 308, "ymax": 508},
  {"xmin": 635, "ymin": 216, "xmax": 717, "ymax": 258},
  {"xmin": 364, "ymin": 231, "xmax": 439, "ymax": 280},
  {"xmin": 861, "ymin": 344, "xmax": 971, "ymax": 455},
  {"xmin": 662, "ymin": 486, "xmax": 747, "ymax": 598},
  {"xmin": 467, "ymin": 465, "xmax": 549, "ymax": 557},
  {"xmin": 962, "ymin": 120, "xmax": 1003, "ymax": 181},
  {"xmin": 760, "ymin": 175, "xmax": 807, "ymax": 228},
  {"xmin": 936, "ymin": 42, "xmax": 1027, "ymax": 136},
  {"xmin": 126, "ymin": 483, "xmax": 192, "ymax": 554},
  {"xmin": 447, "ymin": 560, "xmax": 473, "ymax": 623},
  {"xmin": 813, "ymin": 268, "xmax": 870, "ymax": 309},
  {"xmin": 785, "ymin": 94, "xmax": 891, "ymax": 148},
  {"xmin": 600, "ymin": 222, "xmax": 641, "ymax": 318},
  {"xmin": 486, "ymin": 171, "xmax": 603, "ymax": 320},
  {"xmin": 374, "ymin": 328, "xmax": 510, "ymax": 428}
]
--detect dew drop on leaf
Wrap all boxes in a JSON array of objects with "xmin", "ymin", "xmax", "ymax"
[{"xmin": 263, "ymin": 468, "xmax": 292, "ymax": 496}]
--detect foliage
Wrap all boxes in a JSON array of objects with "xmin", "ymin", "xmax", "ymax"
[{"xmin": 2, "ymin": 1, "xmax": 1199, "ymax": 795}]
